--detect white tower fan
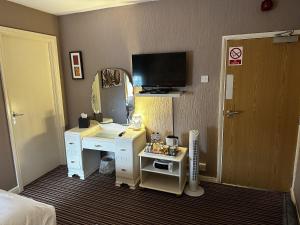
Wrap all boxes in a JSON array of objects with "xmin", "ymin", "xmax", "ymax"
[{"xmin": 184, "ymin": 130, "xmax": 205, "ymax": 197}]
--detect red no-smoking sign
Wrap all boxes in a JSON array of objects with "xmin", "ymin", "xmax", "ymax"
[{"xmin": 228, "ymin": 47, "xmax": 243, "ymax": 66}]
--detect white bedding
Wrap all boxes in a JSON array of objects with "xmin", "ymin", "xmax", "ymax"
[{"xmin": 0, "ymin": 189, "xmax": 56, "ymax": 225}]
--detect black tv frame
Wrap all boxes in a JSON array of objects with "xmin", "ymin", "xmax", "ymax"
[{"xmin": 132, "ymin": 51, "xmax": 187, "ymax": 90}]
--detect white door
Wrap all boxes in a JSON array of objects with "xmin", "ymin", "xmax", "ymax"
[{"xmin": 0, "ymin": 29, "xmax": 64, "ymax": 187}]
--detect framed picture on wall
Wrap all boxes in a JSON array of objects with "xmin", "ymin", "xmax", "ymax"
[
  {"xmin": 101, "ymin": 68, "xmax": 123, "ymax": 88},
  {"xmin": 69, "ymin": 51, "xmax": 84, "ymax": 79}
]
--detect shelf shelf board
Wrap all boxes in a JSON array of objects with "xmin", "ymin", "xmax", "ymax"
[
  {"xmin": 140, "ymin": 173, "xmax": 181, "ymax": 195},
  {"xmin": 139, "ymin": 147, "xmax": 187, "ymax": 162},
  {"xmin": 135, "ymin": 91, "xmax": 182, "ymax": 98},
  {"xmin": 142, "ymin": 164, "xmax": 179, "ymax": 177}
]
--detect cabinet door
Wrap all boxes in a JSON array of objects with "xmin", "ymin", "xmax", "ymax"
[
  {"xmin": 66, "ymin": 148, "xmax": 82, "ymax": 169},
  {"xmin": 65, "ymin": 134, "xmax": 82, "ymax": 169},
  {"xmin": 115, "ymin": 148, "xmax": 133, "ymax": 179}
]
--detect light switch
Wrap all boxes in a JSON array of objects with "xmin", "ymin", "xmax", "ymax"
[{"xmin": 201, "ymin": 75, "xmax": 209, "ymax": 83}]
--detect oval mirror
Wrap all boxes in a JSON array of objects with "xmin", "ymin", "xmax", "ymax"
[{"xmin": 91, "ymin": 68, "xmax": 134, "ymax": 124}]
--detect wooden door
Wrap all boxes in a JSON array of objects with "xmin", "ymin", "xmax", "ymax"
[
  {"xmin": 222, "ymin": 37, "xmax": 300, "ymax": 192},
  {"xmin": 0, "ymin": 33, "xmax": 61, "ymax": 186}
]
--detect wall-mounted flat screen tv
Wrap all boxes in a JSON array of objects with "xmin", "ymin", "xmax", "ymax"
[{"xmin": 132, "ymin": 52, "xmax": 187, "ymax": 87}]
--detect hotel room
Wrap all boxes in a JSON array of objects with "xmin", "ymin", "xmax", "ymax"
[{"xmin": 0, "ymin": 0, "xmax": 300, "ymax": 224}]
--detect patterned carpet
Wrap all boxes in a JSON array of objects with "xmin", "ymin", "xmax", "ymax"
[{"xmin": 21, "ymin": 166, "xmax": 285, "ymax": 225}]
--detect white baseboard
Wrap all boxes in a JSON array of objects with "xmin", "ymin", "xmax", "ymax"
[
  {"xmin": 199, "ymin": 175, "xmax": 218, "ymax": 183},
  {"xmin": 290, "ymin": 187, "xmax": 300, "ymax": 223},
  {"xmin": 9, "ymin": 186, "xmax": 20, "ymax": 194}
]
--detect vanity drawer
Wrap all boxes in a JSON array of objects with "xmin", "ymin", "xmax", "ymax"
[
  {"xmin": 116, "ymin": 164, "xmax": 133, "ymax": 179},
  {"xmin": 118, "ymin": 147, "xmax": 132, "ymax": 155},
  {"xmin": 65, "ymin": 135, "xmax": 81, "ymax": 155},
  {"xmin": 66, "ymin": 145, "xmax": 81, "ymax": 158},
  {"xmin": 115, "ymin": 139, "xmax": 133, "ymax": 150},
  {"xmin": 65, "ymin": 134, "xmax": 81, "ymax": 147},
  {"xmin": 82, "ymin": 139, "xmax": 115, "ymax": 152},
  {"xmin": 66, "ymin": 148, "xmax": 81, "ymax": 169},
  {"xmin": 67, "ymin": 157, "xmax": 81, "ymax": 170},
  {"xmin": 116, "ymin": 149, "xmax": 133, "ymax": 164},
  {"xmin": 116, "ymin": 139, "xmax": 133, "ymax": 157},
  {"xmin": 115, "ymin": 152, "xmax": 133, "ymax": 178}
]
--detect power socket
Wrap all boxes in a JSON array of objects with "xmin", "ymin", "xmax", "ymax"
[{"xmin": 199, "ymin": 162, "xmax": 207, "ymax": 172}]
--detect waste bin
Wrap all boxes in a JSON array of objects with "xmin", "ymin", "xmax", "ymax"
[{"xmin": 99, "ymin": 155, "xmax": 115, "ymax": 175}]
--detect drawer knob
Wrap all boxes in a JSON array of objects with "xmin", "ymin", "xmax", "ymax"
[
  {"xmin": 71, "ymin": 161, "xmax": 75, "ymax": 163},
  {"xmin": 121, "ymin": 169, "xmax": 126, "ymax": 172},
  {"xmin": 95, "ymin": 145, "xmax": 102, "ymax": 147},
  {"xmin": 68, "ymin": 142, "xmax": 74, "ymax": 145},
  {"xmin": 120, "ymin": 149, "xmax": 126, "ymax": 152}
]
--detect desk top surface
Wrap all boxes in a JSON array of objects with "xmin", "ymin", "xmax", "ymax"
[{"xmin": 66, "ymin": 121, "xmax": 145, "ymax": 139}]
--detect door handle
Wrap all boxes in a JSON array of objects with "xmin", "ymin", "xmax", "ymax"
[
  {"xmin": 12, "ymin": 112, "xmax": 24, "ymax": 117},
  {"xmin": 224, "ymin": 110, "xmax": 241, "ymax": 118},
  {"xmin": 12, "ymin": 111, "xmax": 24, "ymax": 125}
]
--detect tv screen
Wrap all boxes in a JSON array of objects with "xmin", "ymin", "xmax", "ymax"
[{"xmin": 132, "ymin": 52, "xmax": 187, "ymax": 87}]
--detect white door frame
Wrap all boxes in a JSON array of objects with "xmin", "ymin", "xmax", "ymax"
[
  {"xmin": 0, "ymin": 26, "xmax": 66, "ymax": 192},
  {"xmin": 217, "ymin": 29, "xmax": 300, "ymax": 184}
]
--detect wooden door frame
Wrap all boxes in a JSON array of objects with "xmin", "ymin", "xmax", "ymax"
[
  {"xmin": 0, "ymin": 26, "xmax": 66, "ymax": 193},
  {"xmin": 217, "ymin": 30, "xmax": 300, "ymax": 186}
]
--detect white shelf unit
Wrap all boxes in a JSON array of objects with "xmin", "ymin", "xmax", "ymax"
[
  {"xmin": 135, "ymin": 91, "xmax": 182, "ymax": 98},
  {"xmin": 139, "ymin": 147, "xmax": 187, "ymax": 195}
]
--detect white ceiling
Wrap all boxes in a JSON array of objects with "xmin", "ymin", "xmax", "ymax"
[{"xmin": 8, "ymin": 0, "xmax": 158, "ymax": 16}]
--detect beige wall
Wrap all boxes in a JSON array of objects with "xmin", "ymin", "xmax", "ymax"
[
  {"xmin": 59, "ymin": 0, "xmax": 300, "ymax": 178},
  {"xmin": 0, "ymin": 0, "xmax": 59, "ymax": 190}
]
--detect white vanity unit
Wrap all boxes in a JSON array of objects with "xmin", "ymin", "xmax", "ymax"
[{"xmin": 64, "ymin": 121, "xmax": 146, "ymax": 188}]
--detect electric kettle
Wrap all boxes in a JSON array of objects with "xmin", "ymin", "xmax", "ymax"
[{"xmin": 166, "ymin": 135, "xmax": 179, "ymax": 147}]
